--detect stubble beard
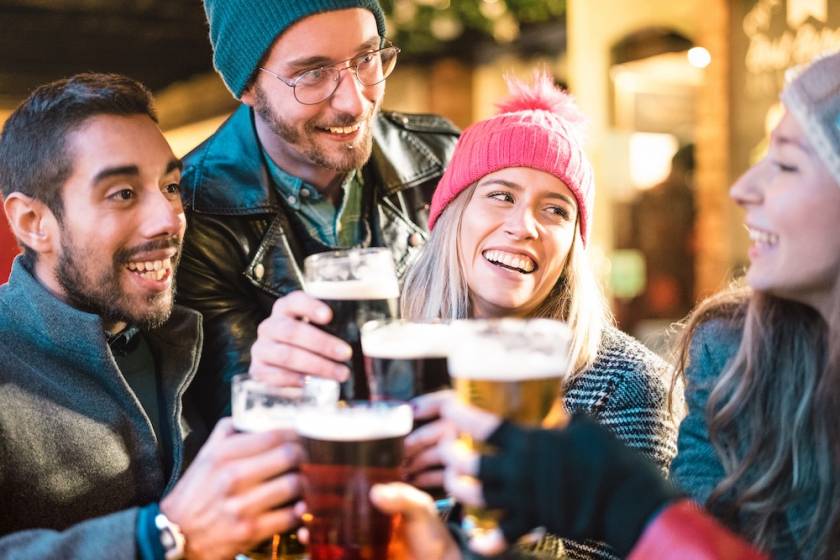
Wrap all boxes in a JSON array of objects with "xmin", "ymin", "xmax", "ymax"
[
  {"xmin": 253, "ymin": 84, "xmax": 377, "ymax": 173},
  {"xmin": 55, "ymin": 230, "xmax": 181, "ymax": 331}
]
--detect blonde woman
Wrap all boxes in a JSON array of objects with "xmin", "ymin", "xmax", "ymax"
[
  {"xmin": 669, "ymin": 50, "xmax": 840, "ymax": 559},
  {"xmin": 401, "ymin": 73, "xmax": 677, "ymax": 560}
]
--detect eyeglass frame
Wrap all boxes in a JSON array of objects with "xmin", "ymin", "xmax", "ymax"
[{"xmin": 257, "ymin": 41, "xmax": 401, "ymax": 105}]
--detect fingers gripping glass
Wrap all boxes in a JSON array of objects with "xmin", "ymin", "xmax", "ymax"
[{"xmin": 259, "ymin": 44, "xmax": 400, "ymax": 105}]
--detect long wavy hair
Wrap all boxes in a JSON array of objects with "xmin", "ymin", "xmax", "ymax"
[
  {"xmin": 401, "ymin": 185, "xmax": 611, "ymax": 378},
  {"xmin": 674, "ymin": 285, "xmax": 840, "ymax": 557}
]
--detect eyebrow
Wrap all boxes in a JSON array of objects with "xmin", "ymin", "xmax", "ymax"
[
  {"xmin": 478, "ymin": 178, "xmax": 577, "ymax": 207},
  {"xmin": 92, "ymin": 158, "xmax": 182, "ymax": 185},
  {"xmin": 284, "ymin": 37, "xmax": 382, "ymax": 70},
  {"xmin": 772, "ymin": 133, "xmax": 812, "ymax": 154}
]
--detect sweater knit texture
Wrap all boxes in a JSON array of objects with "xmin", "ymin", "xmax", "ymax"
[{"xmin": 670, "ymin": 319, "xmax": 809, "ymax": 559}]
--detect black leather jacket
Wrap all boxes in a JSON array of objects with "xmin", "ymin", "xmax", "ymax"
[{"xmin": 177, "ymin": 104, "xmax": 458, "ymax": 422}]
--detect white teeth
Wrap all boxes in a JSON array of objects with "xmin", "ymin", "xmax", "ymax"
[
  {"xmin": 483, "ymin": 250, "xmax": 536, "ymax": 273},
  {"xmin": 127, "ymin": 257, "xmax": 172, "ymax": 279},
  {"xmin": 326, "ymin": 124, "xmax": 360, "ymax": 134},
  {"xmin": 747, "ymin": 228, "xmax": 779, "ymax": 247}
]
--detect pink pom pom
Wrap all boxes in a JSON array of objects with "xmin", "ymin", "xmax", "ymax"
[{"xmin": 496, "ymin": 70, "xmax": 586, "ymax": 134}]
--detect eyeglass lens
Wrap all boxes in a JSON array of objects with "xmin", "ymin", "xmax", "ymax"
[{"xmin": 294, "ymin": 47, "xmax": 399, "ymax": 104}]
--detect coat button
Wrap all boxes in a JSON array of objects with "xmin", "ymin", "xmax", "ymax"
[
  {"xmin": 408, "ymin": 233, "xmax": 424, "ymax": 247},
  {"xmin": 254, "ymin": 263, "xmax": 265, "ymax": 280}
]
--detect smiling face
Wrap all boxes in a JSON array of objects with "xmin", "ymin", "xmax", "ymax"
[
  {"xmin": 242, "ymin": 9, "xmax": 383, "ymax": 188},
  {"xmin": 730, "ymin": 110, "xmax": 840, "ymax": 318},
  {"xmin": 457, "ymin": 167, "xmax": 579, "ymax": 318},
  {"xmin": 38, "ymin": 113, "xmax": 185, "ymax": 332}
]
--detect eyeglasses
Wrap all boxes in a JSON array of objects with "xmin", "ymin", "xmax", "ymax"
[{"xmin": 259, "ymin": 43, "xmax": 400, "ymax": 105}]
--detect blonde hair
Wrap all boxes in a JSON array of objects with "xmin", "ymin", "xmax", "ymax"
[{"xmin": 402, "ymin": 186, "xmax": 611, "ymax": 377}]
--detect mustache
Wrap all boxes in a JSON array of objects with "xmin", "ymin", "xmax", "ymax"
[
  {"xmin": 115, "ymin": 236, "xmax": 182, "ymax": 264},
  {"xmin": 312, "ymin": 108, "xmax": 376, "ymax": 130}
]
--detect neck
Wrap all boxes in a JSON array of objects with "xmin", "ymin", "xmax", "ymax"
[
  {"xmin": 105, "ymin": 320, "xmax": 129, "ymax": 336},
  {"xmin": 781, "ymin": 285, "xmax": 838, "ymax": 326},
  {"xmin": 470, "ymin": 298, "xmax": 534, "ymax": 320},
  {"xmin": 253, "ymin": 114, "xmax": 341, "ymax": 192},
  {"xmin": 813, "ymin": 293, "xmax": 838, "ymax": 327}
]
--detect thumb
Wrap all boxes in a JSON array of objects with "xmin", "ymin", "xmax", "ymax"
[{"xmin": 370, "ymin": 482, "xmax": 436, "ymax": 519}]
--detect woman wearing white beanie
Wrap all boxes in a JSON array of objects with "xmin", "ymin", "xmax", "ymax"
[{"xmin": 670, "ymin": 48, "xmax": 840, "ymax": 559}]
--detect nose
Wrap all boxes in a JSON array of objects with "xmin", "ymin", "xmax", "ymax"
[
  {"xmin": 729, "ymin": 159, "xmax": 766, "ymax": 208},
  {"xmin": 141, "ymin": 187, "xmax": 185, "ymax": 240},
  {"xmin": 329, "ymin": 66, "xmax": 368, "ymax": 117},
  {"xmin": 504, "ymin": 204, "xmax": 539, "ymax": 240}
]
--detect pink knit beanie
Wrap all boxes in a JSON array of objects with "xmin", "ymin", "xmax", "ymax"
[{"xmin": 428, "ymin": 71, "xmax": 594, "ymax": 244}]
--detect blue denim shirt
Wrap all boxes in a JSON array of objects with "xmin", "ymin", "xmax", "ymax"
[{"xmin": 263, "ymin": 149, "xmax": 364, "ymax": 249}]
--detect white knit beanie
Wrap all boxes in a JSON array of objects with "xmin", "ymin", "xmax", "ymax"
[{"xmin": 781, "ymin": 48, "xmax": 840, "ymax": 186}]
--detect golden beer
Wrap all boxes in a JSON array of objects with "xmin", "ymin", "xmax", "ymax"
[
  {"xmin": 452, "ymin": 376, "xmax": 566, "ymax": 430},
  {"xmin": 447, "ymin": 319, "xmax": 572, "ymax": 536}
]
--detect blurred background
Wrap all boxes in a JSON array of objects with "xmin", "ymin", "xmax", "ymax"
[{"xmin": 1, "ymin": 0, "xmax": 839, "ymax": 351}]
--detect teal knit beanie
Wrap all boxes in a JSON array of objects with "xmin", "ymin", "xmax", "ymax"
[{"xmin": 203, "ymin": 0, "xmax": 387, "ymax": 98}]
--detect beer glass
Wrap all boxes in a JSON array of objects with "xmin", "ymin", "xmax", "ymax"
[
  {"xmin": 361, "ymin": 319, "xmax": 451, "ymax": 402},
  {"xmin": 231, "ymin": 375, "xmax": 315, "ymax": 560},
  {"xmin": 296, "ymin": 402, "xmax": 413, "ymax": 560},
  {"xmin": 304, "ymin": 248, "xmax": 400, "ymax": 400},
  {"xmin": 447, "ymin": 319, "xmax": 572, "ymax": 538}
]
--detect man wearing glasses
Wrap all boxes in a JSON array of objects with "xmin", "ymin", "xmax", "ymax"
[{"xmin": 177, "ymin": 1, "xmax": 459, "ymax": 423}]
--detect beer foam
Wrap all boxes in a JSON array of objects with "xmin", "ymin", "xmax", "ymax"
[
  {"xmin": 295, "ymin": 404, "xmax": 413, "ymax": 441},
  {"xmin": 448, "ymin": 320, "xmax": 571, "ymax": 380},
  {"xmin": 233, "ymin": 407, "xmax": 297, "ymax": 433},
  {"xmin": 448, "ymin": 349, "xmax": 565, "ymax": 380},
  {"xmin": 305, "ymin": 279, "xmax": 399, "ymax": 301},
  {"xmin": 361, "ymin": 322, "xmax": 451, "ymax": 358},
  {"xmin": 231, "ymin": 378, "xmax": 312, "ymax": 432}
]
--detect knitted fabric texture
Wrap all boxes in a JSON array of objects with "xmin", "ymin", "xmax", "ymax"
[
  {"xmin": 203, "ymin": 0, "xmax": 387, "ymax": 98},
  {"xmin": 428, "ymin": 72, "xmax": 594, "ymax": 244},
  {"xmin": 781, "ymin": 48, "xmax": 840, "ymax": 187}
]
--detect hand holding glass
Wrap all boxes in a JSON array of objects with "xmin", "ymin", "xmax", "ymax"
[{"xmin": 447, "ymin": 319, "xmax": 572, "ymax": 538}]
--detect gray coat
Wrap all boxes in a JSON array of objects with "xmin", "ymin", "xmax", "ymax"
[
  {"xmin": 0, "ymin": 260, "xmax": 206, "ymax": 559},
  {"xmin": 670, "ymin": 319, "xmax": 808, "ymax": 558}
]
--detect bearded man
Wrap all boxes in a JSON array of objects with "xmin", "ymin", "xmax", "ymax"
[
  {"xmin": 0, "ymin": 73, "xmax": 302, "ymax": 560},
  {"xmin": 177, "ymin": 0, "xmax": 459, "ymax": 423}
]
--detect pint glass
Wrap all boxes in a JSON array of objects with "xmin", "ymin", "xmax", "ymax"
[
  {"xmin": 296, "ymin": 402, "xmax": 412, "ymax": 560},
  {"xmin": 304, "ymin": 248, "xmax": 400, "ymax": 400},
  {"xmin": 231, "ymin": 375, "xmax": 313, "ymax": 560},
  {"xmin": 447, "ymin": 319, "xmax": 572, "ymax": 537},
  {"xmin": 361, "ymin": 320, "xmax": 451, "ymax": 402}
]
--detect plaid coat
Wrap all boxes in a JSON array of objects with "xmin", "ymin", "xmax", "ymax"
[{"xmin": 530, "ymin": 326, "xmax": 679, "ymax": 560}]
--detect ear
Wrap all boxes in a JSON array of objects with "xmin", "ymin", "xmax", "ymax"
[
  {"xmin": 3, "ymin": 193, "xmax": 59, "ymax": 256},
  {"xmin": 240, "ymin": 85, "xmax": 256, "ymax": 108}
]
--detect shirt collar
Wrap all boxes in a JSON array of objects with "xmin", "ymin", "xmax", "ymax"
[
  {"xmin": 261, "ymin": 147, "xmax": 354, "ymax": 209},
  {"xmin": 108, "ymin": 325, "xmax": 141, "ymax": 356}
]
